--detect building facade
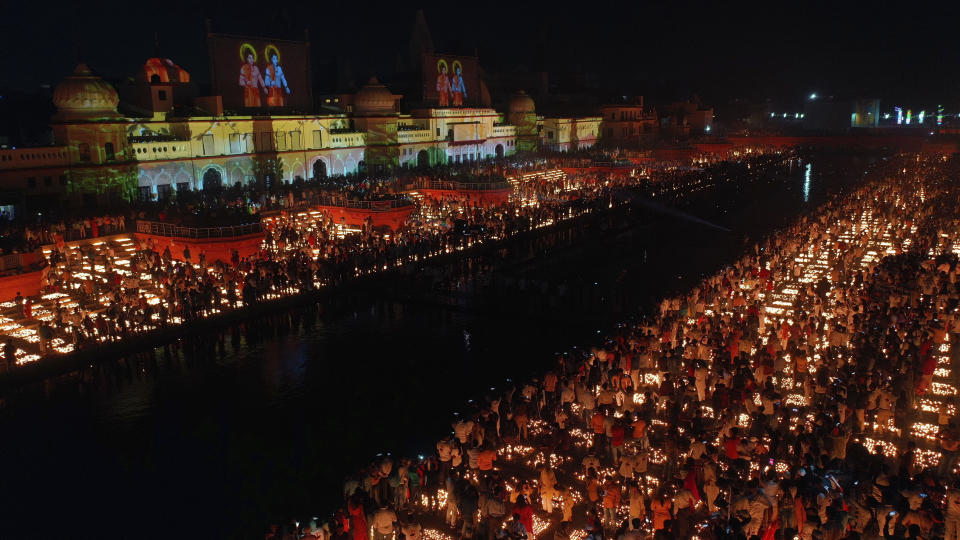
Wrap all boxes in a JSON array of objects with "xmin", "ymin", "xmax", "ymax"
[
  {"xmin": 540, "ymin": 116, "xmax": 602, "ymax": 152},
  {"xmin": 0, "ymin": 62, "xmax": 524, "ymax": 211},
  {"xmin": 598, "ymin": 98, "xmax": 658, "ymax": 147}
]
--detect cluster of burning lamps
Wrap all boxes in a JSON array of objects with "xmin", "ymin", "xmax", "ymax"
[
  {"xmin": 4, "ymin": 154, "xmax": 960, "ymax": 538},
  {"xmin": 0, "ymin": 154, "xmax": 781, "ymax": 366},
  {"xmin": 390, "ymin": 162, "xmax": 960, "ymax": 539}
]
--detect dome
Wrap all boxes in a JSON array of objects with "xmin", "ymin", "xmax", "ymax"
[
  {"xmin": 142, "ymin": 58, "xmax": 190, "ymax": 83},
  {"xmin": 53, "ymin": 64, "xmax": 120, "ymax": 120},
  {"xmin": 508, "ymin": 90, "xmax": 535, "ymax": 114},
  {"xmin": 353, "ymin": 77, "xmax": 396, "ymax": 116}
]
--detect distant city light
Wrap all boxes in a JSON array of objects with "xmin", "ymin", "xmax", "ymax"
[
  {"xmin": 895, "ymin": 107, "xmax": 903, "ymax": 125},
  {"xmin": 795, "ymin": 113, "xmax": 800, "ymax": 118},
  {"xmin": 770, "ymin": 112, "xmax": 775, "ymax": 117},
  {"xmin": 705, "ymin": 125, "xmax": 711, "ymax": 132},
  {"xmin": 800, "ymin": 113, "xmax": 805, "ymax": 118},
  {"xmin": 918, "ymin": 110, "xmax": 925, "ymax": 124},
  {"xmin": 884, "ymin": 113, "xmax": 891, "ymax": 119},
  {"xmin": 783, "ymin": 113, "xmax": 788, "ymax": 118},
  {"xmin": 906, "ymin": 110, "xmax": 912, "ymax": 125},
  {"xmin": 809, "ymin": 93, "xmax": 817, "ymax": 100}
]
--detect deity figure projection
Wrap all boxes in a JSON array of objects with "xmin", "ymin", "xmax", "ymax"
[
  {"xmin": 451, "ymin": 61, "xmax": 466, "ymax": 107},
  {"xmin": 238, "ymin": 43, "xmax": 266, "ymax": 107},
  {"xmin": 436, "ymin": 59, "xmax": 451, "ymax": 107},
  {"xmin": 263, "ymin": 45, "xmax": 290, "ymax": 107}
]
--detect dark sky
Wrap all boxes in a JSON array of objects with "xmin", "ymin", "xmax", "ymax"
[{"xmin": 2, "ymin": 0, "xmax": 959, "ymax": 106}]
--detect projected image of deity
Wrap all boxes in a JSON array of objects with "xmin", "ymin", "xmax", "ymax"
[
  {"xmin": 263, "ymin": 44, "xmax": 290, "ymax": 107},
  {"xmin": 451, "ymin": 61, "xmax": 466, "ymax": 107},
  {"xmin": 238, "ymin": 43, "xmax": 266, "ymax": 107},
  {"xmin": 436, "ymin": 59, "xmax": 450, "ymax": 107}
]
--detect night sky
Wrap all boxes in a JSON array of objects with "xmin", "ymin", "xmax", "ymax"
[{"xmin": 2, "ymin": 0, "xmax": 959, "ymax": 107}]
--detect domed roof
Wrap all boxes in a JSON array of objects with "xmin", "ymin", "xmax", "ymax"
[
  {"xmin": 53, "ymin": 64, "xmax": 120, "ymax": 120},
  {"xmin": 142, "ymin": 58, "xmax": 191, "ymax": 83},
  {"xmin": 508, "ymin": 90, "xmax": 535, "ymax": 114},
  {"xmin": 353, "ymin": 77, "xmax": 396, "ymax": 116}
]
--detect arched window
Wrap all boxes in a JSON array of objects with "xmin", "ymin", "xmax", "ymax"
[
  {"xmin": 312, "ymin": 159, "xmax": 327, "ymax": 179},
  {"xmin": 202, "ymin": 168, "xmax": 223, "ymax": 191},
  {"xmin": 104, "ymin": 142, "xmax": 115, "ymax": 161}
]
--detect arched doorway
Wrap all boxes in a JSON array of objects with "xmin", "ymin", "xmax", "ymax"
[
  {"xmin": 417, "ymin": 149, "xmax": 429, "ymax": 168},
  {"xmin": 312, "ymin": 159, "xmax": 327, "ymax": 180},
  {"xmin": 495, "ymin": 144, "xmax": 504, "ymax": 158},
  {"xmin": 202, "ymin": 167, "xmax": 222, "ymax": 191}
]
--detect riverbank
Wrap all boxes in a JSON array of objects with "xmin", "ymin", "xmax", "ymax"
[{"xmin": 0, "ymin": 198, "xmax": 621, "ymax": 395}]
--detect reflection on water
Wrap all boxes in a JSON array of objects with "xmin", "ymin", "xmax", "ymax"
[
  {"xmin": 805, "ymin": 162, "xmax": 813, "ymax": 202},
  {"xmin": 0, "ymin": 157, "xmax": 852, "ymax": 538}
]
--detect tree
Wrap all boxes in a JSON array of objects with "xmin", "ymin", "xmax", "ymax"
[{"xmin": 251, "ymin": 156, "xmax": 284, "ymax": 192}]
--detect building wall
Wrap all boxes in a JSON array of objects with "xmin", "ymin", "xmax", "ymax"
[
  {"xmin": 135, "ymin": 146, "xmax": 369, "ymax": 196},
  {"xmin": 1, "ymin": 106, "xmax": 519, "ymax": 208},
  {"xmin": 507, "ymin": 111, "xmax": 538, "ymax": 152},
  {"xmin": 598, "ymin": 105, "xmax": 658, "ymax": 145},
  {"xmin": 541, "ymin": 117, "xmax": 601, "ymax": 151}
]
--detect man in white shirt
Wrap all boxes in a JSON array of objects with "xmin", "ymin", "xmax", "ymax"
[
  {"xmin": 454, "ymin": 418, "xmax": 475, "ymax": 444},
  {"xmin": 582, "ymin": 454, "xmax": 600, "ymax": 475},
  {"xmin": 372, "ymin": 505, "xmax": 397, "ymax": 540}
]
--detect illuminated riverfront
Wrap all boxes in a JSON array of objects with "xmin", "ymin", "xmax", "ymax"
[{"xmin": 3, "ymin": 4, "xmax": 960, "ymax": 539}]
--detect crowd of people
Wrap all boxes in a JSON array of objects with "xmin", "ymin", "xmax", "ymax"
[
  {"xmin": 0, "ymin": 214, "xmax": 128, "ymax": 255},
  {"xmin": 2, "ymin": 151, "xmax": 797, "ymax": 364},
  {"xmin": 261, "ymin": 153, "xmax": 960, "ymax": 540}
]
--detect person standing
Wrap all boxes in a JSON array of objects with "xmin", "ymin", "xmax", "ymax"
[
  {"xmin": 650, "ymin": 490, "xmax": 672, "ymax": 535},
  {"xmin": 371, "ymin": 505, "xmax": 397, "ymax": 540},
  {"xmin": 3, "ymin": 339, "xmax": 16, "ymax": 370},
  {"xmin": 483, "ymin": 486, "xmax": 507, "ymax": 540},
  {"xmin": 601, "ymin": 479, "xmax": 621, "ymax": 529},
  {"xmin": 539, "ymin": 464, "xmax": 558, "ymax": 514},
  {"xmin": 946, "ymin": 481, "xmax": 960, "ymax": 540},
  {"xmin": 513, "ymin": 496, "xmax": 533, "ymax": 539},
  {"xmin": 347, "ymin": 495, "xmax": 369, "ymax": 540}
]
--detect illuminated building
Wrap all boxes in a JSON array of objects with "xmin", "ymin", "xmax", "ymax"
[
  {"xmin": 0, "ymin": 60, "xmax": 522, "ymax": 209},
  {"xmin": 507, "ymin": 91, "xmax": 539, "ymax": 152},
  {"xmin": 598, "ymin": 97, "xmax": 658, "ymax": 146},
  {"xmin": 540, "ymin": 117, "xmax": 601, "ymax": 152}
]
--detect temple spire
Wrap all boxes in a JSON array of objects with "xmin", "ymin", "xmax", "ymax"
[{"xmin": 408, "ymin": 9, "xmax": 434, "ymax": 72}]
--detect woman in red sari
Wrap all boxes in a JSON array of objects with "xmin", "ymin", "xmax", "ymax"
[{"xmin": 347, "ymin": 494, "xmax": 369, "ymax": 540}]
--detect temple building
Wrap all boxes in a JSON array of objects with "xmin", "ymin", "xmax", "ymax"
[
  {"xmin": 0, "ymin": 59, "xmax": 530, "ymax": 212},
  {"xmin": 0, "ymin": 58, "xmax": 610, "ymax": 215}
]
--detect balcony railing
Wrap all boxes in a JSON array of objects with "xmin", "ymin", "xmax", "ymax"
[
  {"xmin": 316, "ymin": 196, "xmax": 414, "ymax": 211},
  {"xmin": 136, "ymin": 220, "xmax": 264, "ymax": 239},
  {"xmin": 414, "ymin": 179, "xmax": 512, "ymax": 191},
  {"xmin": 0, "ymin": 251, "xmax": 43, "ymax": 273}
]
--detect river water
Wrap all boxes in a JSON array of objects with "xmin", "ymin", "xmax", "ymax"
[{"xmin": 0, "ymin": 155, "xmax": 871, "ymax": 538}]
